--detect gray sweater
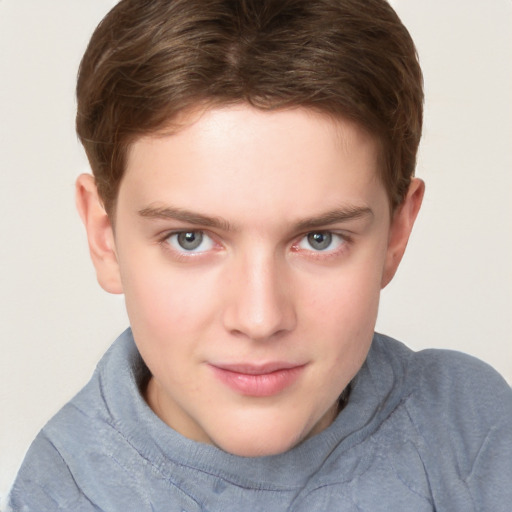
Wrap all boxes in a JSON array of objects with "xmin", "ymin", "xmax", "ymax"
[{"xmin": 9, "ymin": 329, "xmax": 512, "ymax": 511}]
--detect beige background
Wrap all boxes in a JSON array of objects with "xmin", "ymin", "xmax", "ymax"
[{"xmin": 1, "ymin": 0, "xmax": 511, "ymax": 503}]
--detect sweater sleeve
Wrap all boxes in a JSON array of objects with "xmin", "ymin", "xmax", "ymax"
[
  {"xmin": 465, "ymin": 408, "xmax": 512, "ymax": 511},
  {"xmin": 406, "ymin": 349, "xmax": 512, "ymax": 512},
  {"xmin": 8, "ymin": 432, "xmax": 98, "ymax": 512}
]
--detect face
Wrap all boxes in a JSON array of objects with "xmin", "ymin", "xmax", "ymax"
[{"xmin": 78, "ymin": 105, "xmax": 423, "ymax": 457}]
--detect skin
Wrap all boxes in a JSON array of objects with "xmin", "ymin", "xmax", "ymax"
[{"xmin": 76, "ymin": 105, "xmax": 423, "ymax": 457}]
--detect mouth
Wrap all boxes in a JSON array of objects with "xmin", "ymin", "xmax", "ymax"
[{"xmin": 209, "ymin": 362, "xmax": 306, "ymax": 397}]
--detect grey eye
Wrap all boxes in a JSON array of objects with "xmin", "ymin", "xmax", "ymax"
[
  {"xmin": 307, "ymin": 232, "xmax": 332, "ymax": 250},
  {"xmin": 176, "ymin": 231, "xmax": 204, "ymax": 250},
  {"xmin": 166, "ymin": 230, "xmax": 215, "ymax": 254}
]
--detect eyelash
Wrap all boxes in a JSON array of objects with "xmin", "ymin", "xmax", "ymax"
[
  {"xmin": 291, "ymin": 231, "xmax": 351, "ymax": 260},
  {"xmin": 159, "ymin": 230, "xmax": 219, "ymax": 258},
  {"xmin": 158, "ymin": 229, "xmax": 352, "ymax": 261}
]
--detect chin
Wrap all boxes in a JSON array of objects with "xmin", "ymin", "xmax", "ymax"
[
  {"xmin": 210, "ymin": 420, "xmax": 310, "ymax": 458},
  {"xmin": 205, "ymin": 401, "xmax": 338, "ymax": 457},
  {"xmin": 219, "ymin": 437, "xmax": 299, "ymax": 458}
]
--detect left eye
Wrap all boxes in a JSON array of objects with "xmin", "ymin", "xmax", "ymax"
[
  {"xmin": 166, "ymin": 231, "xmax": 214, "ymax": 253},
  {"xmin": 298, "ymin": 231, "xmax": 345, "ymax": 252}
]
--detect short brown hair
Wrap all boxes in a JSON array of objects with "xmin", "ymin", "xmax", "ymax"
[{"xmin": 76, "ymin": 0, "xmax": 423, "ymax": 216}]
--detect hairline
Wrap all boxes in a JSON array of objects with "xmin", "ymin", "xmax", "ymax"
[{"xmin": 105, "ymin": 101, "xmax": 392, "ymax": 224}]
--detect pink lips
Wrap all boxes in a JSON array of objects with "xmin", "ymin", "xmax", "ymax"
[{"xmin": 210, "ymin": 362, "xmax": 306, "ymax": 397}]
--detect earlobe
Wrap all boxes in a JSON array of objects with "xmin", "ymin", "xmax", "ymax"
[
  {"xmin": 381, "ymin": 178, "xmax": 425, "ymax": 288},
  {"xmin": 75, "ymin": 174, "xmax": 123, "ymax": 294}
]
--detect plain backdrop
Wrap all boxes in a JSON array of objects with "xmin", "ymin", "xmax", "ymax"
[{"xmin": 1, "ymin": 0, "xmax": 511, "ymax": 503}]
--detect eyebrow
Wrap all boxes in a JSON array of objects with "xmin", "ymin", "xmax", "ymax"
[
  {"xmin": 294, "ymin": 206, "xmax": 374, "ymax": 231},
  {"xmin": 138, "ymin": 204, "xmax": 373, "ymax": 232},
  {"xmin": 138, "ymin": 205, "xmax": 234, "ymax": 231}
]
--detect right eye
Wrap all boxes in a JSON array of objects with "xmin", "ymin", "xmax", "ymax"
[{"xmin": 165, "ymin": 231, "xmax": 215, "ymax": 253}]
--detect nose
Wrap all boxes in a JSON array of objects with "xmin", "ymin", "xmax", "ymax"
[{"xmin": 222, "ymin": 252, "xmax": 297, "ymax": 342}]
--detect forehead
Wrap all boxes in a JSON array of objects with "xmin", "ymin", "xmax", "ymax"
[
  {"xmin": 119, "ymin": 106, "xmax": 386, "ymax": 223},
  {"xmin": 128, "ymin": 104, "xmax": 378, "ymax": 162}
]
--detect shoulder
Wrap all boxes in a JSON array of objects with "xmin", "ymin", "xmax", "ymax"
[
  {"xmin": 8, "ymin": 330, "xmax": 140, "ymax": 511},
  {"xmin": 405, "ymin": 345, "xmax": 512, "ymax": 421},
  {"xmin": 372, "ymin": 333, "xmax": 512, "ymax": 417},
  {"xmin": 8, "ymin": 429, "xmax": 94, "ymax": 511},
  {"xmin": 8, "ymin": 381, "xmax": 116, "ymax": 511},
  {"xmin": 383, "ymin": 337, "xmax": 512, "ymax": 503}
]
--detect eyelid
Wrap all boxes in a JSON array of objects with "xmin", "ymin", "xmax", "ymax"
[
  {"xmin": 160, "ymin": 229, "xmax": 221, "ymax": 255},
  {"xmin": 300, "ymin": 231, "xmax": 344, "ymax": 249},
  {"xmin": 291, "ymin": 230, "xmax": 352, "ymax": 258}
]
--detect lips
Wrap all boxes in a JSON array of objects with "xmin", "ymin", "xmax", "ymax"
[{"xmin": 209, "ymin": 362, "xmax": 306, "ymax": 397}]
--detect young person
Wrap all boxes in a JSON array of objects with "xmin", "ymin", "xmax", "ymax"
[{"xmin": 9, "ymin": 0, "xmax": 512, "ymax": 510}]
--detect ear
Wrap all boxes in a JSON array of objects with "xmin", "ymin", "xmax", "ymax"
[
  {"xmin": 75, "ymin": 174, "xmax": 123, "ymax": 294},
  {"xmin": 381, "ymin": 178, "xmax": 425, "ymax": 288}
]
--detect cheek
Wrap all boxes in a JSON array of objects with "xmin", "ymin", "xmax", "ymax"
[
  {"xmin": 305, "ymin": 264, "xmax": 381, "ymax": 326},
  {"xmin": 301, "ymin": 260, "xmax": 382, "ymax": 367},
  {"xmin": 122, "ymin": 266, "xmax": 219, "ymax": 388},
  {"xmin": 120, "ymin": 257, "xmax": 219, "ymax": 343}
]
